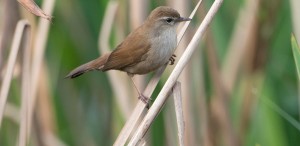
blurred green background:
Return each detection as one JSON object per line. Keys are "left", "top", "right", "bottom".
{"left": 0, "top": 0, "right": 300, "bottom": 145}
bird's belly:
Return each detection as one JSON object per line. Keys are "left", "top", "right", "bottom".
{"left": 126, "top": 41, "right": 176, "bottom": 74}
{"left": 130, "top": 55, "right": 171, "bottom": 74}
{"left": 125, "top": 57, "right": 170, "bottom": 75}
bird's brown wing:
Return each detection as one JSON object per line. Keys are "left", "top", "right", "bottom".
{"left": 102, "top": 30, "right": 151, "bottom": 71}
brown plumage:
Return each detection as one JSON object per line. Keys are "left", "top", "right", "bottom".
{"left": 65, "top": 25, "right": 151, "bottom": 78}
{"left": 65, "top": 53, "right": 110, "bottom": 78}
{"left": 66, "top": 6, "right": 191, "bottom": 103}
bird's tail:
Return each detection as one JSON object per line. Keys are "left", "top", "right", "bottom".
{"left": 65, "top": 53, "right": 110, "bottom": 79}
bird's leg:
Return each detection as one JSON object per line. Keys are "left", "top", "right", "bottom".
{"left": 169, "top": 54, "right": 176, "bottom": 65}
{"left": 128, "top": 74, "right": 151, "bottom": 106}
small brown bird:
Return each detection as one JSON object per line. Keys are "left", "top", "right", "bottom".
{"left": 66, "top": 6, "right": 191, "bottom": 103}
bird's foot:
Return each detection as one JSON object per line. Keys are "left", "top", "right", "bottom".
{"left": 169, "top": 54, "right": 176, "bottom": 65}
{"left": 138, "top": 94, "right": 152, "bottom": 108}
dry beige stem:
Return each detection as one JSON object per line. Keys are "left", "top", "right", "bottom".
{"left": 168, "top": 1, "right": 197, "bottom": 145}
{"left": 163, "top": 106, "right": 178, "bottom": 146}
{"left": 18, "top": 20, "right": 31, "bottom": 146}
{"left": 18, "top": 0, "right": 53, "bottom": 21}
{"left": 0, "top": 19, "right": 31, "bottom": 146}
{"left": 0, "top": 20, "right": 31, "bottom": 129}
{"left": 128, "top": 0, "right": 223, "bottom": 144}
{"left": 113, "top": 66, "right": 166, "bottom": 146}
{"left": 172, "top": 82, "right": 184, "bottom": 146}
{"left": 28, "top": 0, "right": 55, "bottom": 142}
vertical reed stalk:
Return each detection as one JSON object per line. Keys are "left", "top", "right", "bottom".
{"left": 18, "top": 20, "right": 31, "bottom": 146}
{"left": 172, "top": 82, "right": 184, "bottom": 146}
{"left": 167, "top": 0, "right": 197, "bottom": 145}
{"left": 0, "top": 20, "right": 31, "bottom": 129}
{"left": 28, "top": 0, "right": 55, "bottom": 141}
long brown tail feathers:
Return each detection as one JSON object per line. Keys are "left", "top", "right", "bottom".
{"left": 65, "top": 53, "right": 110, "bottom": 79}
{"left": 65, "top": 65, "right": 93, "bottom": 79}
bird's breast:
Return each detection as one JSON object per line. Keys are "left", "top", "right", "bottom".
{"left": 148, "top": 28, "right": 177, "bottom": 64}
{"left": 125, "top": 28, "right": 177, "bottom": 74}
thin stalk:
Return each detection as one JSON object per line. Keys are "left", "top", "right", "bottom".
{"left": 128, "top": 0, "right": 223, "bottom": 145}
{"left": 172, "top": 82, "right": 184, "bottom": 146}
{"left": 28, "top": 0, "right": 55, "bottom": 141}
{"left": 167, "top": 1, "right": 197, "bottom": 145}
{"left": 18, "top": 20, "right": 31, "bottom": 146}
{"left": 0, "top": 20, "right": 30, "bottom": 128}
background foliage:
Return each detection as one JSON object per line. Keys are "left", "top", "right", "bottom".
{"left": 0, "top": 0, "right": 300, "bottom": 145}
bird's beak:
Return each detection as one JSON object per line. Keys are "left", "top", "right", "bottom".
{"left": 176, "top": 17, "right": 192, "bottom": 22}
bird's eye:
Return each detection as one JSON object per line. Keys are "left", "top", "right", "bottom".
{"left": 166, "top": 18, "right": 174, "bottom": 23}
